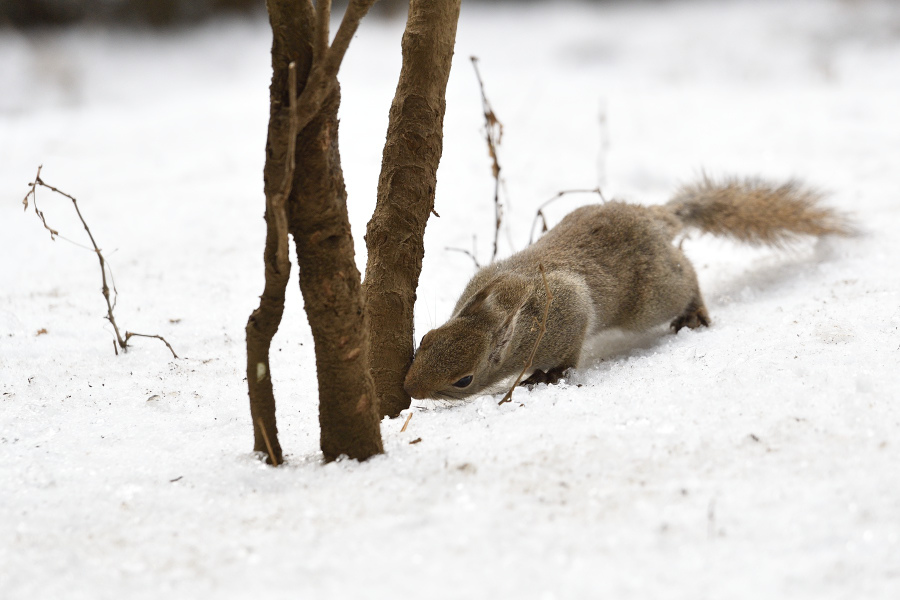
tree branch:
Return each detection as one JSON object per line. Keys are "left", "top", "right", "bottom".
{"left": 293, "top": 0, "right": 376, "bottom": 136}
{"left": 326, "top": 0, "right": 375, "bottom": 75}
{"left": 314, "top": 0, "right": 331, "bottom": 64}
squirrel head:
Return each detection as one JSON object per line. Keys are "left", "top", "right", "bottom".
{"left": 404, "top": 274, "right": 530, "bottom": 400}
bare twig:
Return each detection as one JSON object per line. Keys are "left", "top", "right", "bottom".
{"left": 499, "top": 264, "right": 553, "bottom": 405}
{"left": 125, "top": 332, "right": 179, "bottom": 359}
{"left": 23, "top": 165, "right": 96, "bottom": 251}
{"left": 400, "top": 412, "right": 413, "bottom": 432}
{"left": 470, "top": 56, "right": 504, "bottom": 262}
{"left": 444, "top": 246, "right": 481, "bottom": 269}
{"left": 257, "top": 417, "right": 280, "bottom": 466}
{"left": 445, "top": 234, "right": 481, "bottom": 268}
{"left": 529, "top": 187, "right": 606, "bottom": 245}
{"left": 23, "top": 166, "right": 177, "bottom": 358}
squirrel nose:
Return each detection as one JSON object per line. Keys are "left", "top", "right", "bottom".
{"left": 403, "top": 371, "right": 427, "bottom": 400}
{"left": 403, "top": 381, "right": 422, "bottom": 400}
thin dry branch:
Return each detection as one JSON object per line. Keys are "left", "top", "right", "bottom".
{"left": 529, "top": 187, "right": 606, "bottom": 245}
{"left": 444, "top": 235, "right": 481, "bottom": 268}
{"left": 444, "top": 247, "right": 481, "bottom": 269}
{"left": 23, "top": 166, "right": 177, "bottom": 358}
{"left": 400, "top": 412, "right": 413, "bottom": 433}
{"left": 257, "top": 417, "right": 280, "bottom": 466}
{"left": 124, "top": 332, "right": 179, "bottom": 359}
{"left": 470, "top": 56, "right": 504, "bottom": 262}
{"left": 498, "top": 264, "right": 553, "bottom": 406}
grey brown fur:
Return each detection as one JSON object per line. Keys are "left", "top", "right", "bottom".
{"left": 404, "top": 176, "right": 851, "bottom": 400}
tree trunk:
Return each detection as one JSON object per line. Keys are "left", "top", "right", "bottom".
{"left": 364, "top": 0, "right": 462, "bottom": 418}
{"left": 286, "top": 0, "right": 383, "bottom": 462}
{"left": 288, "top": 79, "right": 384, "bottom": 461}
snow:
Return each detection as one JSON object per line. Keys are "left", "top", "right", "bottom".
{"left": 2, "top": 0, "right": 899, "bottom": 598}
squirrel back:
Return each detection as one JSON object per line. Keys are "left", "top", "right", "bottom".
{"left": 404, "top": 176, "right": 852, "bottom": 400}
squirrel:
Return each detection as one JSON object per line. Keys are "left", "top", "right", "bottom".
{"left": 403, "top": 176, "right": 853, "bottom": 400}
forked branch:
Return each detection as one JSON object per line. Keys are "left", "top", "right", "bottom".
{"left": 293, "top": 0, "right": 377, "bottom": 137}
{"left": 269, "top": 0, "right": 376, "bottom": 267}
{"left": 23, "top": 166, "right": 178, "bottom": 359}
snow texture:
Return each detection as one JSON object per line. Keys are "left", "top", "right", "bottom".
{"left": 1, "top": 1, "right": 899, "bottom": 598}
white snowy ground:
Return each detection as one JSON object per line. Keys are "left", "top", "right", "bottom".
{"left": 1, "top": 0, "right": 899, "bottom": 598}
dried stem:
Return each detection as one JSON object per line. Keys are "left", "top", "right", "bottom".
{"left": 444, "top": 247, "right": 481, "bottom": 269}
{"left": 124, "top": 332, "right": 179, "bottom": 359}
{"left": 445, "top": 235, "right": 480, "bottom": 268}
{"left": 498, "top": 264, "right": 553, "bottom": 405}
{"left": 23, "top": 166, "right": 177, "bottom": 358}
{"left": 257, "top": 417, "right": 280, "bottom": 466}
{"left": 529, "top": 187, "right": 606, "bottom": 245}
{"left": 470, "top": 56, "right": 504, "bottom": 262}
{"left": 400, "top": 412, "right": 413, "bottom": 433}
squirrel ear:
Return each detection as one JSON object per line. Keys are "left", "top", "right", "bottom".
{"left": 488, "top": 301, "right": 526, "bottom": 365}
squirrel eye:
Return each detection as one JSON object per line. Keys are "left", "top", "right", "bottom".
{"left": 451, "top": 375, "right": 473, "bottom": 388}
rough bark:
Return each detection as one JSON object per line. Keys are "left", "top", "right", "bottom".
{"left": 288, "top": 79, "right": 384, "bottom": 461}
{"left": 249, "top": 0, "right": 382, "bottom": 463}
{"left": 363, "top": 0, "right": 462, "bottom": 418}
{"left": 289, "top": 0, "right": 382, "bottom": 462}
{"left": 246, "top": 0, "right": 314, "bottom": 465}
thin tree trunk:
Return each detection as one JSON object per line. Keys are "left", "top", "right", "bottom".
{"left": 285, "top": 0, "right": 383, "bottom": 462}
{"left": 288, "top": 79, "right": 384, "bottom": 461}
{"left": 364, "top": 0, "right": 462, "bottom": 418}
{"left": 246, "top": 0, "right": 314, "bottom": 465}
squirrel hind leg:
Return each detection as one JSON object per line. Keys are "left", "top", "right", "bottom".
{"left": 670, "top": 298, "right": 711, "bottom": 333}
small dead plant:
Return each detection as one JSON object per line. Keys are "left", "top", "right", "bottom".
{"left": 23, "top": 165, "right": 177, "bottom": 359}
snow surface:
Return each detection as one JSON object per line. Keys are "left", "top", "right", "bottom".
{"left": 2, "top": 1, "right": 899, "bottom": 598}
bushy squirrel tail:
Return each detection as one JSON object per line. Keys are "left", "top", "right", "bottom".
{"left": 666, "top": 176, "right": 853, "bottom": 247}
